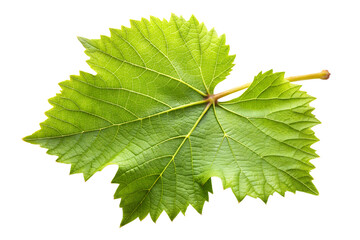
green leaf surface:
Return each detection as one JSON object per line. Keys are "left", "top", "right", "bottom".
{"left": 24, "top": 14, "right": 320, "bottom": 226}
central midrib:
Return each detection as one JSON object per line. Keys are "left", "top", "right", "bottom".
{"left": 25, "top": 99, "right": 209, "bottom": 141}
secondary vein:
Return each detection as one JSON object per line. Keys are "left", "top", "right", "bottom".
{"left": 121, "top": 103, "right": 211, "bottom": 224}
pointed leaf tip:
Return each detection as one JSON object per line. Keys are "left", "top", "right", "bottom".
{"left": 77, "top": 36, "right": 95, "bottom": 50}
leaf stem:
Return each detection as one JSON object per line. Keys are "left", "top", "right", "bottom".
{"left": 207, "top": 70, "right": 330, "bottom": 102}
{"left": 285, "top": 70, "right": 330, "bottom": 82}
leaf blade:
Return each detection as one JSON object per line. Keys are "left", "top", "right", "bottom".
{"left": 24, "top": 15, "right": 320, "bottom": 226}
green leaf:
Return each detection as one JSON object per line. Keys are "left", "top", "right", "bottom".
{"left": 24, "top": 14, "right": 320, "bottom": 227}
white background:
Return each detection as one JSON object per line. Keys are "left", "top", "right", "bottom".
{"left": 1, "top": 0, "right": 359, "bottom": 239}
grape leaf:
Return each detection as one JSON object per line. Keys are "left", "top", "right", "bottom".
{"left": 24, "top": 14, "right": 320, "bottom": 226}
